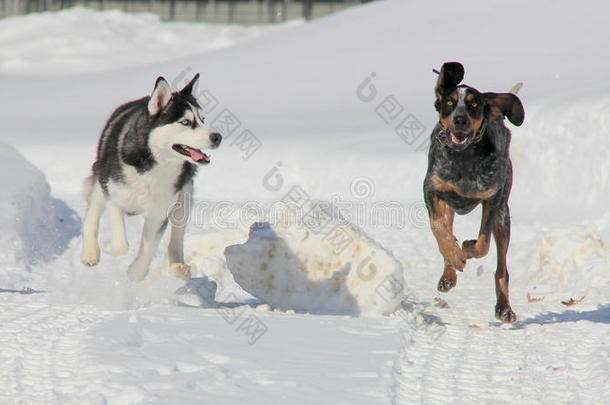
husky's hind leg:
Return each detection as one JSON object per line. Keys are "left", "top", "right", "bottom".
{"left": 81, "top": 179, "right": 106, "bottom": 266}
{"left": 103, "top": 202, "right": 129, "bottom": 256}
{"left": 127, "top": 215, "right": 168, "bottom": 282}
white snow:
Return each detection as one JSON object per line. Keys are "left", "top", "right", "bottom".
{"left": 0, "top": 0, "right": 610, "bottom": 403}
{"left": 0, "top": 7, "right": 298, "bottom": 75}
{"left": 0, "top": 142, "right": 79, "bottom": 288}
{"left": 224, "top": 206, "right": 406, "bottom": 315}
{"left": 527, "top": 225, "right": 609, "bottom": 300}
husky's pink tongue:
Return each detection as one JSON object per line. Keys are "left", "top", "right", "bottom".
{"left": 185, "top": 146, "right": 208, "bottom": 162}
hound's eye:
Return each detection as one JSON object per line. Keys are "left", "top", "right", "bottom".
{"left": 447, "top": 100, "right": 454, "bottom": 106}
{"left": 471, "top": 102, "right": 478, "bottom": 108}
{"left": 179, "top": 119, "right": 192, "bottom": 126}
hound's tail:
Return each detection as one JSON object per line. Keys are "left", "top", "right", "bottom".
{"left": 509, "top": 82, "right": 523, "bottom": 95}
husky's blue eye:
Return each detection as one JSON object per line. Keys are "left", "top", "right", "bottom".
{"left": 180, "top": 119, "right": 192, "bottom": 126}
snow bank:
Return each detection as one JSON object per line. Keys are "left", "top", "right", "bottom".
{"left": 527, "top": 225, "right": 610, "bottom": 299}
{"left": 183, "top": 228, "right": 250, "bottom": 293}
{"left": 0, "top": 142, "right": 80, "bottom": 288}
{"left": 224, "top": 205, "right": 406, "bottom": 315}
{"left": 0, "top": 7, "right": 297, "bottom": 75}
{"left": 512, "top": 97, "right": 610, "bottom": 218}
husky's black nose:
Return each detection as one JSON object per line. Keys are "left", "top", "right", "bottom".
{"left": 210, "top": 132, "right": 222, "bottom": 147}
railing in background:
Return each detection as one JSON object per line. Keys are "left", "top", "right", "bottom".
{"left": 0, "top": 0, "right": 374, "bottom": 25}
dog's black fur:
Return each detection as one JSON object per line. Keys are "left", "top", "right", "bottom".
{"left": 93, "top": 76, "right": 206, "bottom": 195}
{"left": 423, "top": 62, "right": 524, "bottom": 323}
{"left": 80, "top": 74, "right": 222, "bottom": 282}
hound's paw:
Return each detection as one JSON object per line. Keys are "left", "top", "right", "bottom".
{"left": 444, "top": 244, "right": 467, "bottom": 271}
{"left": 495, "top": 305, "right": 516, "bottom": 324}
{"left": 171, "top": 263, "right": 192, "bottom": 280}
{"left": 462, "top": 239, "right": 488, "bottom": 259}
{"left": 437, "top": 276, "right": 456, "bottom": 293}
{"left": 103, "top": 240, "right": 129, "bottom": 256}
{"left": 80, "top": 246, "right": 100, "bottom": 267}
{"left": 462, "top": 240, "right": 478, "bottom": 258}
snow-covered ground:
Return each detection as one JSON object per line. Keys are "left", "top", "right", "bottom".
{"left": 0, "top": 7, "right": 298, "bottom": 75}
{"left": 1, "top": 1, "right": 610, "bottom": 403}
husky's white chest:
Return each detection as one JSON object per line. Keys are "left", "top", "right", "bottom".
{"left": 107, "top": 164, "right": 182, "bottom": 216}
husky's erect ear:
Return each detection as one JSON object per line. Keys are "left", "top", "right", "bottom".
{"left": 179, "top": 73, "right": 200, "bottom": 96}
{"left": 148, "top": 77, "right": 172, "bottom": 115}
{"left": 484, "top": 92, "right": 525, "bottom": 126}
{"left": 434, "top": 62, "right": 464, "bottom": 102}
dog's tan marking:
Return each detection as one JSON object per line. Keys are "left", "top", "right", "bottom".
{"left": 466, "top": 93, "right": 474, "bottom": 102}
{"left": 462, "top": 203, "right": 492, "bottom": 259}
{"left": 440, "top": 115, "right": 451, "bottom": 131}
{"left": 429, "top": 198, "right": 466, "bottom": 271}
{"left": 492, "top": 215, "right": 515, "bottom": 322}
{"left": 496, "top": 274, "right": 509, "bottom": 307}
{"left": 431, "top": 174, "right": 497, "bottom": 200}
{"left": 469, "top": 116, "right": 484, "bottom": 136}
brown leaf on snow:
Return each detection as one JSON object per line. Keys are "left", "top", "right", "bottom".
{"left": 433, "top": 297, "right": 450, "bottom": 309}
{"left": 561, "top": 296, "right": 585, "bottom": 306}
{"left": 527, "top": 293, "right": 544, "bottom": 303}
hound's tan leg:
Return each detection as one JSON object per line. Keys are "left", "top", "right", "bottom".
{"left": 493, "top": 205, "right": 516, "bottom": 323}
{"left": 429, "top": 198, "right": 466, "bottom": 292}
{"left": 462, "top": 201, "right": 495, "bottom": 259}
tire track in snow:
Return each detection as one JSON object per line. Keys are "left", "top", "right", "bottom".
{"left": 0, "top": 295, "right": 109, "bottom": 404}
{"left": 391, "top": 305, "right": 610, "bottom": 405}
{"left": 391, "top": 308, "right": 497, "bottom": 405}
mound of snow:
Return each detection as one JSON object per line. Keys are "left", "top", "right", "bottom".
{"left": 224, "top": 205, "right": 406, "bottom": 315}
{"left": 0, "top": 142, "right": 80, "bottom": 288}
{"left": 183, "top": 228, "right": 250, "bottom": 292}
{"left": 0, "top": 7, "right": 298, "bottom": 75}
{"left": 511, "top": 97, "right": 610, "bottom": 218}
{"left": 527, "top": 226, "right": 610, "bottom": 299}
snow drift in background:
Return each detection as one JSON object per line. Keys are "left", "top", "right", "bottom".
{"left": 0, "top": 7, "right": 297, "bottom": 75}
{"left": 527, "top": 225, "right": 610, "bottom": 299}
{"left": 224, "top": 205, "right": 406, "bottom": 315}
{"left": 512, "top": 97, "right": 610, "bottom": 218}
{"left": 0, "top": 142, "right": 79, "bottom": 288}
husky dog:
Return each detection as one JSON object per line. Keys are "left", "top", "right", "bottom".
{"left": 80, "top": 74, "right": 222, "bottom": 282}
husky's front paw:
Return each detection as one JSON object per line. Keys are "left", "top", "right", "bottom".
{"left": 127, "top": 262, "right": 148, "bottom": 282}
{"left": 171, "top": 263, "right": 192, "bottom": 280}
{"left": 103, "top": 240, "right": 129, "bottom": 256}
{"left": 80, "top": 245, "right": 100, "bottom": 267}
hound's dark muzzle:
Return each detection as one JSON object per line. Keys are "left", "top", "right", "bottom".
{"left": 453, "top": 114, "right": 469, "bottom": 131}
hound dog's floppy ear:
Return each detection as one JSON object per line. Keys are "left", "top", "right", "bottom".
{"left": 179, "top": 73, "right": 200, "bottom": 96}
{"left": 484, "top": 93, "right": 525, "bottom": 126}
{"left": 148, "top": 77, "right": 172, "bottom": 115}
{"left": 434, "top": 62, "right": 464, "bottom": 107}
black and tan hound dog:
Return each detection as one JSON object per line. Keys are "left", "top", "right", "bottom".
{"left": 423, "top": 62, "right": 525, "bottom": 323}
